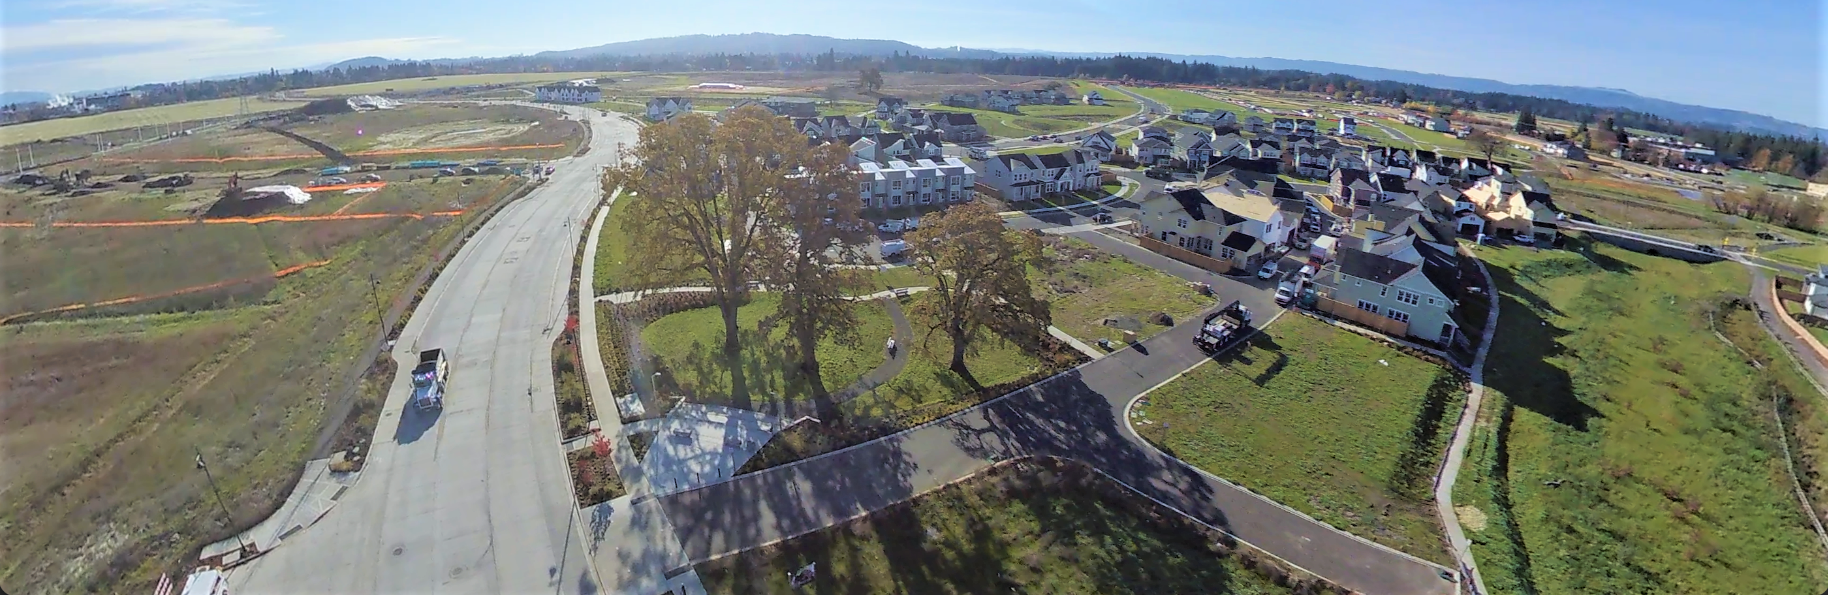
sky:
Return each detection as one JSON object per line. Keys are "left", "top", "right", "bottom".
{"left": 5, "top": 0, "right": 1822, "bottom": 127}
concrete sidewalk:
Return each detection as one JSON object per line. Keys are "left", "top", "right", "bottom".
{"left": 1049, "top": 325, "right": 1104, "bottom": 359}
{"left": 201, "top": 457, "right": 359, "bottom": 566}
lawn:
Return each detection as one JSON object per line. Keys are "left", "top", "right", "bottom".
{"left": 1764, "top": 244, "right": 1828, "bottom": 269}
{"left": 0, "top": 97, "right": 309, "bottom": 145}
{"left": 838, "top": 298, "right": 1044, "bottom": 423}
{"left": 920, "top": 107, "right": 1085, "bottom": 139}
{"left": 592, "top": 194, "right": 710, "bottom": 293}
{"left": 1450, "top": 237, "right": 1828, "bottom": 595}
{"left": 1131, "top": 314, "right": 1462, "bottom": 564}
{"left": 699, "top": 458, "right": 1303, "bottom": 595}
{"left": 640, "top": 293, "right": 895, "bottom": 408}
{"left": 1378, "top": 119, "right": 1469, "bottom": 153}
{"left": 1726, "top": 168, "right": 1809, "bottom": 190}
{"left": 1032, "top": 237, "right": 1211, "bottom": 346}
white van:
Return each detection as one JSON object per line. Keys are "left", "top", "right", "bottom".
{"left": 880, "top": 239, "right": 909, "bottom": 259}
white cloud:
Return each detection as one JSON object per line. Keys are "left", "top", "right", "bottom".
{"left": 3, "top": 16, "right": 458, "bottom": 92}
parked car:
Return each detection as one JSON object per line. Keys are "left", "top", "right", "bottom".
{"left": 880, "top": 239, "right": 908, "bottom": 259}
{"left": 1094, "top": 212, "right": 1115, "bottom": 224}
{"left": 878, "top": 219, "right": 905, "bottom": 233}
{"left": 1513, "top": 234, "right": 1536, "bottom": 245}
{"left": 1292, "top": 235, "right": 1311, "bottom": 250}
{"left": 1256, "top": 260, "right": 1280, "bottom": 280}
{"left": 968, "top": 147, "right": 989, "bottom": 160}
{"left": 1695, "top": 244, "right": 1719, "bottom": 254}
{"left": 1298, "top": 264, "right": 1317, "bottom": 284}
{"left": 1274, "top": 282, "right": 1298, "bottom": 306}
{"left": 902, "top": 216, "right": 920, "bottom": 230}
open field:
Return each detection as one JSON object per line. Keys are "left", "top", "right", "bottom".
{"left": 1726, "top": 168, "right": 1809, "bottom": 190}
{"left": 1764, "top": 244, "right": 1828, "bottom": 269}
{"left": 1, "top": 98, "right": 309, "bottom": 146}
{"left": 1450, "top": 237, "right": 1828, "bottom": 595}
{"left": 1132, "top": 314, "right": 1461, "bottom": 564}
{"left": 1032, "top": 236, "right": 1211, "bottom": 345}
{"left": 297, "top": 72, "right": 623, "bottom": 97}
{"left": 838, "top": 298, "right": 1044, "bottom": 421}
{"left": 0, "top": 175, "right": 521, "bottom": 594}
{"left": 640, "top": 293, "right": 894, "bottom": 409}
{"left": 700, "top": 458, "right": 1301, "bottom": 595}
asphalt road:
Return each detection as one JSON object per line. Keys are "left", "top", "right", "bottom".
{"left": 659, "top": 228, "right": 1455, "bottom": 595}
{"left": 229, "top": 106, "right": 639, "bottom": 594}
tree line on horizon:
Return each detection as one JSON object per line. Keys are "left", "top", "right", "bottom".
{"left": 8, "top": 51, "right": 1823, "bottom": 181}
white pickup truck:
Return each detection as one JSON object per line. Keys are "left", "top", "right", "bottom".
{"left": 411, "top": 349, "right": 448, "bottom": 411}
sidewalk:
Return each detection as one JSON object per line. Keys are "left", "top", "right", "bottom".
{"left": 576, "top": 192, "right": 646, "bottom": 489}
{"left": 1049, "top": 325, "right": 1104, "bottom": 359}
{"left": 1431, "top": 252, "right": 1501, "bottom": 595}
{"left": 200, "top": 458, "right": 359, "bottom": 566}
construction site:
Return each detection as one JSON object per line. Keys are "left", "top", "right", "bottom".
{"left": 0, "top": 93, "right": 588, "bottom": 594}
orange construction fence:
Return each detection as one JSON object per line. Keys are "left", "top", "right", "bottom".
{"left": 0, "top": 259, "right": 332, "bottom": 325}
{"left": 0, "top": 210, "right": 464, "bottom": 229}
{"left": 102, "top": 144, "right": 566, "bottom": 164}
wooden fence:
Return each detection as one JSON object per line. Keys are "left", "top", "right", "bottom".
{"left": 1138, "top": 235, "right": 1233, "bottom": 274}
{"left": 1316, "top": 296, "right": 1409, "bottom": 337}
{"left": 1779, "top": 289, "right": 1809, "bottom": 305}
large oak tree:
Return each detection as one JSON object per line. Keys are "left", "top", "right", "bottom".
{"left": 904, "top": 202, "right": 1049, "bottom": 384}
{"left": 757, "top": 141, "right": 871, "bottom": 404}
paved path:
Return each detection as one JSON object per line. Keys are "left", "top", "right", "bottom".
{"left": 1746, "top": 265, "right": 1828, "bottom": 386}
{"left": 230, "top": 107, "right": 638, "bottom": 595}
{"left": 657, "top": 237, "right": 1456, "bottom": 594}
{"left": 1049, "top": 325, "right": 1104, "bottom": 359}
{"left": 1432, "top": 248, "right": 1502, "bottom": 595}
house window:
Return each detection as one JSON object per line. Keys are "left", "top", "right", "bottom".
{"left": 1385, "top": 309, "right": 1410, "bottom": 324}
{"left": 1356, "top": 300, "right": 1380, "bottom": 314}
{"left": 892, "top": 181, "right": 902, "bottom": 189}
{"left": 1178, "top": 218, "right": 1189, "bottom": 229}
{"left": 1379, "top": 287, "right": 1388, "bottom": 297}
{"left": 1220, "top": 246, "right": 1237, "bottom": 260}
{"left": 1392, "top": 291, "right": 1419, "bottom": 306}
{"left": 860, "top": 183, "right": 870, "bottom": 194}
{"left": 1427, "top": 297, "right": 1436, "bottom": 305}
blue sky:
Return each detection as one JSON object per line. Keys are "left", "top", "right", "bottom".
{"left": 5, "top": 0, "right": 1821, "bottom": 127}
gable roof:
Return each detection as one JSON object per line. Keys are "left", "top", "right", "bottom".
{"left": 1035, "top": 152, "right": 1074, "bottom": 169}
{"left": 1338, "top": 247, "right": 1419, "bottom": 284}
{"left": 1140, "top": 125, "right": 1171, "bottom": 140}
{"left": 1175, "top": 130, "right": 1213, "bottom": 148}
{"left": 1201, "top": 183, "right": 1280, "bottom": 223}
{"left": 1222, "top": 230, "right": 1260, "bottom": 251}
{"left": 1134, "top": 137, "right": 1172, "bottom": 149}
{"left": 1334, "top": 168, "right": 1372, "bottom": 186}
{"left": 1376, "top": 173, "right": 1413, "bottom": 192}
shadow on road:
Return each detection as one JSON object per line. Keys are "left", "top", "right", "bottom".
{"left": 393, "top": 404, "right": 442, "bottom": 444}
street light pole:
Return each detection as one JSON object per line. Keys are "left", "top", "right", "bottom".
{"left": 368, "top": 273, "right": 385, "bottom": 339}
{"left": 195, "top": 448, "right": 249, "bottom": 552}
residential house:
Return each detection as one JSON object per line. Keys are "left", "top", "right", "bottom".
{"left": 983, "top": 91, "right": 1021, "bottom": 113}
{"left": 981, "top": 151, "right": 1097, "bottom": 201}
{"left": 892, "top": 108, "right": 927, "bottom": 130}
{"left": 1272, "top": 117, "right": 1296, "bottom": 135}
{"left": 1803, "top": 266, "right": 1828, "bottom": 319}
{"left": 1136, "top": 182, "right": 1292, "bottom": 269}
{"left": 1412, "top": 150, "right": 1439, "bottom": 168}
{"left": 1139, "top": 125, "right": 1172, "bottom": 143}
{"left": 1462, "top": 178, "right": 1559, "bottom": 241}
{"left": 854, "top": 157, "right": 976, "bottom": 209}
{"left": 1211, "top": 133, "right": 1250, "bottom": 159}
{"left": 930, "top": 112, "right": 986, "bottom": 142}
{"left": 1331, "top": 168, "right": 1380, "bottom": 207}
{"left": 1082, "top": 90, "right": 1106, "bottom": 105}
{"left": 1080, "top": 130, "right": 1118, "bottom": 162}
{"left": 1291, "top": 147, "right": 1333, "bottom": 179}
{"left": 940, "top": 93, "right": 979, "bottom": 108}
{"left": 1339, "top": 116, "right": 1358, "bottom": 136}
{"left": 1174, "top": 130, "right": 1215, "bottom": 170}
{"left": 1329, "top": 149, "right": 1367, "bottom": 174}
{"left": 1248, "top": 138, "right": 1282, "bottom": 161}
{"left": 645, "top": 97, "right": 692, "bottom": 121}
{"left": 1133, "top": 136, "right": 1174, "bottom": 166}
{"left": 1423, "top": 116, "right": 1451, "bottom": 132}
{"left": 1244, "top": 115, "right": 1267, "bottom": 133}
{"left": 1294, "top": 119, "right": 1318, "bottom": 137}
{"left": 1179, "top": 109, "right": 1213, "bottom": 125}
{"left": 1208, "top": 111, "right": 1239, "bottom": 129}
{"left": 1400, "top": 112, "right": 1428, "bottom": 127}
{"left": 1312, "top": 241, "right": 1461, "bottom": 345}
{"left": 1412, "top": 163, "right": 1454, "bottom": 185}
{"left": 760, "top": 96, "right": 819, "bottom": 118}
{"left": 877, "top": 97, "right": 906, "bottom": 117}
{"left": 534, "top": 83, "right": 601, "bottom": 103}
{"left": 1541, "top": 141, "right": 1588, "bottom": 160}
{"left": 1375, "top": 173, "right": 1416, "bottom": 203}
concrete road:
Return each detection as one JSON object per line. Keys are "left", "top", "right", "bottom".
{"left": 660, "top": 229, "right": 1456, "bottom": 595}
{"left": 229, "top": 106, "right": 640, "bottom": 594}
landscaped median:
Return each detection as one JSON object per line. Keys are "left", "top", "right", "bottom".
{"left": 1129, "top": 314, "right": 1465, "bottom": 565}
{"left": 700, "top": 457, "right": 1323, "bottom": 595}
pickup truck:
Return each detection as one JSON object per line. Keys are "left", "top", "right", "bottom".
{"left": 411, "top": 349, "right": 449, "bottom": 411}
{"left": 1194, "top": 301, "right": 1253, "bottom": 353}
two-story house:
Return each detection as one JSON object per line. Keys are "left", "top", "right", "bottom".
{"left": 1272, "top": 117, "right": 1296, "bottom": 135}
{"left": 1248, "top": 138, "right": 1282, "bottom": 161}
{"left": 1294, "top": 119, "right": 1318, "bottom": 137}
{"left": 930, "top": 113, "right": 985, "bottom": 142}
{"left": 1136, "top": 183, "right": 1292, "bottom": 270}
{"left": 760, "top": 96, "right": 819, "bottom": 118}
{"left": 1079, "top": 130, "right": 1118, "bottom": 162}
{"left": 1375, "top": 172, "right": 1417, "bottom": 203}
{"left": 1313, "top": 238, "right": 1461, "bottom": 345}
{"left": 1424, "top": 115, "right": 1451, "bottom": 132}
{"left": 1211, "top": 133, "right": 1250, "bottom": 159}
{"left": 1208, "top": 111, "right": 1239, "bottom": 129}
{"left": 981, "top": 153, "right": 1057, "bottom": 202}
{"left": 1292, "top": 147, "right": 1332, "bottom": 179}
{"left": 1338, "top": 116, "right": 1358, "bottom": 136}
{"left": 534, "top": 83, "right": 601, "bottom": 103}
{"left": 877, "top": 97, "right": 906, "bottom": 118}
{"left": 1133, "top": 136, "right": 1174, "bottom": 166}
{"left": 1244, "top": 115, "right": 1267, "bottom": 133}
{"left": 1179, "top": 109, "right": 1213, "bottom": 125}
{"left": 1082, "top": 90, "right": 1106, "bottom": 105}
{"left": 1461, "top": 178, "right": 1559, "bottom": 241}
{"left": 1331, "top": 168, "right": 1379, "bottom": 207}
{"left": 645, "top": 97, "right": 693, "bottom": 121}
{"left": 854, "top": 156, "right": 976, "bottom": 209}
{"left": 940, "top": 93, "right": 979, "bottom": 109}
{"left": 1174, "top": 130, "right": 1215, "bottom": 170}
{"left": 1541, "top": 141, "right": 1587, "bottom": 160}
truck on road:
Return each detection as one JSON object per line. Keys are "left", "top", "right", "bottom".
{"left": 1194, "top": 300, "right": 1252, "bottom": 353}
{"left": 411, "top": 349, "right": 449, "bottom": 411}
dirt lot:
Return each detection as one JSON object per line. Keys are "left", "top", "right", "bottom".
{"left": 0, "top": 170, "right": 523, "bottom": 593}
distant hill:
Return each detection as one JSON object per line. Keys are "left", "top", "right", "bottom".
{"left": 540, "top": 33, "right": 1821, "bottom": 139}
{"left": 0, "top": 91, "right": 54, "bottom": 106}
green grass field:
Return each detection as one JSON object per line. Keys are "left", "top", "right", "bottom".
{"left": 1, "top": 97, "right": 309, "bottom": 145}
{"left": 1763, "top": 244, "right": 1828, "bottom": 269}
{"left": 1032, "top": 237, "right": 1211, "bottom": 346}
{"left": 1726, "top": 169, "right": 1809, "bottom": 190}
{"left": 1132, "top": 314, "right": 1461, "bottom": 564}
{"left": 592, "top": 194, "right": 710, "bottom": 293}
{"left": 838, "top": 296, "right": 1044, "bottom": 421}
{"left": 641, "top": 293, "right": 894, "bottom": 408}
{"left": 700, "top": 459, "right": 1300, "bottom": 595}
{"left": 298, "top": 72, "right": 623, "bottom": 97}
{"left": 1450, "top": 237, "right": 1828, "bottom": 595}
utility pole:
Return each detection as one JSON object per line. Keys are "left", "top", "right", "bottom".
{"left": 368, "top": 273, "right": 385, "bottom": 339}
{"left": 194, "top": 448, "right": 249, "bottom": 553}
